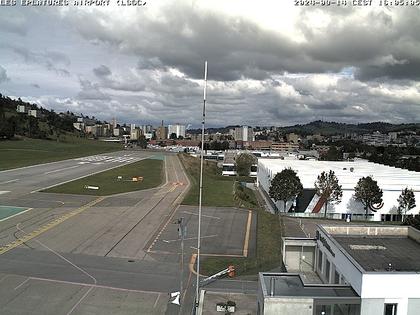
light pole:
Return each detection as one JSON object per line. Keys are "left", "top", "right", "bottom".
{"left": 176, "top": 217, "right": 186, "bottom": 304}
{"left": 195, "top": 60, "right": 207, "bottom": 313}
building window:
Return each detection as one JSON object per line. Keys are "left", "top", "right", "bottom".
{"left": 325, "top": 259, "right": 331, "bottom": 282}
{"left": 318, "top": 250, "right": 323, "bottom": 272}
{"left": 384, "top": 304, "right": 397, "bottom": 315}
{"left": 334, "top": 270, "right": 340, "bottom": 284}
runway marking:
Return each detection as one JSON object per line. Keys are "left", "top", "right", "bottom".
{"left": 146, "top": 205, "right": 181, "bottom": 253}
{"left": 0, "top": 179, "right": 19, "bottom": 184}
{"left": 181, "top": 211, "right": 220, "bottom": 220}
{"left": 0, "top": 191, "right": 10, "bottom": 195}
{"left": 243, "top": 210, "right": 252, "bottom": 257}
{"left": 0, "top": 197, "right": 105, "bottom": 255}
{"left": 162, "top": 234, "right": 218, "bottom": 244}
{"left": 153, "top": 293, "right": 161, "bottom": 308}
{"left": 0, "top": 207, "right": 33, "bottom": 222}
{"left": 0, "top": 275, "right": 9, "bottom": 284}
{"left": 44, "top": 165, "right": 80, "bottom": 175}
{"left": 14, "top": 277, "right": 30, "bottom": 290}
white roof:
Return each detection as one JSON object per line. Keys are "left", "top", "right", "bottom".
{"left": 259, "top": 159, "right": 420, "bottom": 192}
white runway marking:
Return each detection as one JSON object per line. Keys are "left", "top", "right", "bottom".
{"left": 14, "top": 277, "right": 30, "bottom": 290}
{"left": 45, "top": 165, "right": 80, "bottom": 175}
{"left": 0, "top": 208, "right": 33, "bottom": 222}
{"left": 74, "top": 155, "right": 141, "bottom": 164}
{"left": 181, "top": 211, "right": 220, "bottom": 220}
{"left": 0, "top": 179, "right": 19, "bottom": 184}
{"left": 0, "top": 191, "right": 10, "bottom": 195}
{"left": 162, "top": 234, "right": 218, "bottom": 243}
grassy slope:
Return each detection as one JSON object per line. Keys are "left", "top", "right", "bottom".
{"left": 179, "top": 154, "right": 237, "bottom": 207}
{"left": 0, "top": 138, "right": 121, "bottom": 170}
{"left": 43, "top": 159, "right": 163, "bottom": 196}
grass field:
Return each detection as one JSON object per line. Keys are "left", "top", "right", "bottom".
{"left": 0, "top": 138, "right": 122, "bottom": 171}
{"left": 179, "top": 154, "right": 256, "bottom": 207}
{"left": 42, "top": 159, "right": 164, "bottom": 196}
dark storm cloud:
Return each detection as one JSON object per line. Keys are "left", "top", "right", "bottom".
{"left": 1, "top": 3, "right": 419, "bottom": 126}
{"left": 63, "top": 5, "right": 420, "bottom": 83}
{"left": 93, "top": 65, "right": 112, "bottom": 77}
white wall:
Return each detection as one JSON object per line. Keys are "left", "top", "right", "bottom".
{"left": 317, "top": 228, "right": 364, "bottom": 295}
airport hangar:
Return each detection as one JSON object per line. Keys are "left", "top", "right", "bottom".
{"left": 257, "top": 158, "right": 420, "bottom": 222}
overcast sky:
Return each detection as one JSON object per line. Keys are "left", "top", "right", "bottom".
{"left": 0, "top": 1, "right": 420, "bottom": 127}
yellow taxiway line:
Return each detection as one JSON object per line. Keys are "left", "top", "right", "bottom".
{"left": 0, "top": 197, "right": 105, "bottom": 255}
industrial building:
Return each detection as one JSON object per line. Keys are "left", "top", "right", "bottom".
{"left": 260, "top": 224, "right": 420, "bottom": 315}
{"left": 257, "top": 159, "right": 420, "bottom": 221}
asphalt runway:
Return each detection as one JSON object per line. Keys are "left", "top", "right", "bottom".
{"left": 0, "top": 151, "right": 259, "bottom": 314}
{"left": 0, "top": 150, "right": 191, "bottom": 314}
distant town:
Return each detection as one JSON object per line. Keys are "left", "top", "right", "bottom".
{"left": 0, "top": 93, "right": 417, "bottom": 174}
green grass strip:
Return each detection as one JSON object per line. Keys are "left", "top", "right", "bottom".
{"left": 42, "top": 159, "right": 163, "bottom": 196}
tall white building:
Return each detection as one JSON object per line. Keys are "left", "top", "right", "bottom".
{"left": 234, "top": 126, "right": 254, "bottom": 142}
{"left": 167, "top": 124, "right": 186, "bottom": 139}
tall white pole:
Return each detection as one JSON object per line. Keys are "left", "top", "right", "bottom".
{"left": 195, "top": 60, "right": 207, "bottom": 312}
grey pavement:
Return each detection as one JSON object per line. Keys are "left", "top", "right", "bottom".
{"left": 0, "top": 151, "right": 262, "bottom": 314}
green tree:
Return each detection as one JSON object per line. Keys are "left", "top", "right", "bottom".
{"left": 269, "top": 168, "right": 303, "bottom": 213}
{"left": 170, "top": 132, "right": 177, "bottom": 140}
{"left": 398, "top": 188, "right": 416, "bottom": 221}
{"left": 403, "top": 215, "right": 420, "bottom": 230}
{"left": 322, "top": 146, "right": 342, "bottom": 161}
{"left": 235, "top": 153, "right": 256, "bottom": 176}
{"left": 137, "top": 135, "right": 148, "bottom": 149}
{"left": 354, "top": 176, "right": 383, "bottom": 219}
{"left": 314, "top": 170, "right": 343, "bottom": 217}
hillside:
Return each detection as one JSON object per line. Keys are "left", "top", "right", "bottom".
{"left": 188, "top": 121, "right": 420, "bottom": 136}
{"left": 0, "top": 94, "right": 100, "bottom": 140}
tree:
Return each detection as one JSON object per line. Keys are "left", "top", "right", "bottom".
{"left": 170, "top": 132, "right": 177, "bottom": 140}
{"left": 235, "top": 153, "right": 256, "bottom": 176}
{"left": 398, "top": 188, "right": 416, "bottom": 221}
{"left": 137, "top": 135, "right": 148, "bottom": 149}
{"left": 354, "top": 176, "right": 383, "bottom": 219}
{"left": 314, "top": 170, "right": 343, "bottom": 217}
{"left": 403, "top": 215, "right": 420, "bottom": 230}
{"left": 269, "top": 168, "right": 303, "bottom": 213}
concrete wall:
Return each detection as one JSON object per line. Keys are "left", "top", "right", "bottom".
{"left": 407, "top": 298, "right": 420, "bottom": 315}
{"left": 263, "top": 297, "right": 313, "bottom": 315}
{"left": 360, "top": 298, "right": 385, "bottom": 315}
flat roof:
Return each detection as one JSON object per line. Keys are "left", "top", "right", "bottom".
{"left": 260, "top": 273, "right": 359, "bottom": 299}
{"left": 334, "top": 235, "right": 420, "bottom": 272}
{"left": 258, "top": 159, "right": 420, "bottom": 191}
